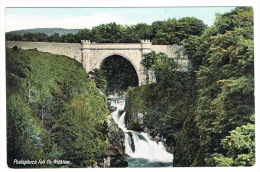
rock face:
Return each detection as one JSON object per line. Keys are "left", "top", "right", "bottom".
{"left": 126, "top": 132, "right": 135, "bottom": 152}
{"left": 90, "top": 115, "right": 128, "bottom": 168}
{"left": 110, "top": 158, "right": 128, "bottom": 167}
{"left": 107, "top": 116, "right": 128, "bottom": 167}
{"left": 92, "top": 156, "right": 110, "bottom": 168}
{"left": 149, "top": 130, "right": 175, "bottom": 154}
{"left": 108, "top": 117, "right": 125, "bottom": 156}
{"left": 124, "top": 99, "right": 144, "bottom": 131}
{"left": 124, "top": 97, "right": 174, "bottom": 155}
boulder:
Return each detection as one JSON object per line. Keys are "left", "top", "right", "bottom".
{"left": 110, "top": 158, "right": 128, "bottom": 167}
{"left": 107, "top": 116, "right": 128, "bottom": 167}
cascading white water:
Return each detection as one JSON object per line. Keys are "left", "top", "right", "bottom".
{"left": 111, "top": 100, "right": 125, "bottom": 124}
{"left": 125, "top": 131, "right": 173, "bottom": 162}
{"left": 110, "top": 98, "right": 173, "bottom": 165}
{"left": 118, "top": 112, "right": 126, "bottom": 129}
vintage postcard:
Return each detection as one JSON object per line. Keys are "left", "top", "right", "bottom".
{"left": 1, "top": 0, "right": 259, "bottom": 171}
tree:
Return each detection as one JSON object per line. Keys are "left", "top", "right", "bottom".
{"left": 6, "top": 48, "right": 110, "bottom": 167}
{"left": 75, "top": 28, "right": 91, "bottom": 42}
{"left": 48, "top": 33, "right": 61, "bottom": 42}
{"left": 177, "top": 17, "right": 207, "bottom": 40}
{"left": 136, "top": 7, "right": 254, "bottom": 167}
{"left": 191, "top": 7, "right": 254, "bottom": 166}
{"left": 205, "top": 114, "right": 255, "bottom": 166}
{"left": 126, "top": 51, "right": 193, "bottom": 152}
{"left": 90, "top": 22, "right": 125, "bottom": 43}
{"left": 89, "top": 68, "right": 107, "bottom": 93}
{"left": 34, "top": 32, "right": 48, "bottom": 42}
{"left": 152, "top": 18, "right": 178, "bottom": 45}
{"left": 152, "top": 18, "right": 206, "bottom": 45}
{"left": 6, "top": 33, "right": 24, "bottom": 41}
{"left": 61, "top": 33, "right": 77, "bottom": 43}
{"left": 151, "top": 21, "right": 164, "bottom": 39}
{"left": 214, "top": 7, "right": 253, "bottom": 35}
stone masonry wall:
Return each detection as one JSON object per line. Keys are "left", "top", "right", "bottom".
{"left": 6, "top": 41, "right": 185, "bottom": 63}
{"left": 151, "top": 45, "right": 183, "bottom": 58}
{"left": 6, "top": 41, "right": 188, "bottom": 84}
{"left": 6, "top": 41, "right": 82, "bottom": 62}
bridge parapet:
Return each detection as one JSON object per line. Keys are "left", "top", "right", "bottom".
{"left": 6, "top": 40, "right": 188, "bottom": 86}
{"left": 81, "top": 40, "right": 152, "bottom": 51}
{"left": 140, "top": 40, "right": 152, "bottom": 53}
{"left": 81, "top": 40, "right": 91, "bottom": 44}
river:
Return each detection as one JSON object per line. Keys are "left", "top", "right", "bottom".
{"left": 109, "top": 98, "right": 173, "bottom": 167}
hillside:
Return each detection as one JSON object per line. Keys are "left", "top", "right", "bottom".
{"left": 7, "top": 28, "right": 81, "bottom": 36}
{"left": 6, "top": 47, "right": 110, "bottom": 168}
{"left": 125, "top": 7, "right": 254, "bottom": 167}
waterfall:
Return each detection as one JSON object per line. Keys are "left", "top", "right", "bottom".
{"left": 118, "top": 112, "right": 126, "bottom": 130}
{"left": 110, "top": 98, "right": 173, "bottom": 164}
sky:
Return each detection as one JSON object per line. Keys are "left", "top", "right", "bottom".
{"left": 5, "top": 7, "right": 235, "bottom": 32}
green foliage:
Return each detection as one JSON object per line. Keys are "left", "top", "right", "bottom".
{"left": 6, "top": 17, "right": 207, "bottom": 45}
{"left": 123, "top": 23, "right": 152, "bottom": 42}
{"left": 6, "top": 7, "right": 254, "bottom": 168}
{"left": 89, "top": 68, "right": 107, "bottom": 93}
{"left": 141, "top": 51, "right": 167, "bottom": 70}
{"left": 152, "top": 17, "right": 206, "bottom": 45}
{"left": 194, "top": 31, "right": 254, "bottom": 167}
{"left": 7, "top": 93, "right": 62, "bottom": 168}
{"left": 177, "top": 7, "right": 254, "bottom": 166}
{"left": 75, "top": 28, "right": 91, "bottom": 41}
{"left": 90, "top": 22, "right": 124, "bottom": 43}
{"left": 61, "top": 33, "right": 77, "bottom": 43}
{"left": 141, "top": 51, "right": 185, "bottom": 84}
{"left": 127, "top": 51, "right": 193, "bottom": 147}
{"left": 7, "top": 28, "right": 80, "bottom": 36}
{"left": 6, "top": 48, "right": 110, "bottom": 168}
{"left": 173, "top": 112, "right": 201, "bottom": 167}
{"left": 205, "top": 114, "right": 255, "bottom": 166}
{"left": 214, "top": 7, "right": 253, "bottom": 35}
{"left": 204, "top": 153, "right": 234, "bottom": 167}
{"left": 126, "top": 7, "right": 254, "bottom": 167}
{"left": 48, "top": 33, "right": 62, "bottom": 42}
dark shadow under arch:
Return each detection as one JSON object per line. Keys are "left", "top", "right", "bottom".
{"left": 100, "top": 54, "right": 139, "bottom": 93}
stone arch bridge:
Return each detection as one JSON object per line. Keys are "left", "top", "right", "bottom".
{"left": 7, "top": 40, "right": 187, "bottom": 85}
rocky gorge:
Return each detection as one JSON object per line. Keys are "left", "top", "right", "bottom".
{"left": 104, "top": 96, "right": 173, "bottom": 167}
{"left": 124, "top": 98, "right": 175, "bottom": 155}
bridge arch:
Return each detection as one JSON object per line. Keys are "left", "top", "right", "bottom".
{"left": 100, "top": 53, "right": 141, "bottom": 86}
{"left": 6, "top": 41, "right": 187, "bottom": 86}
